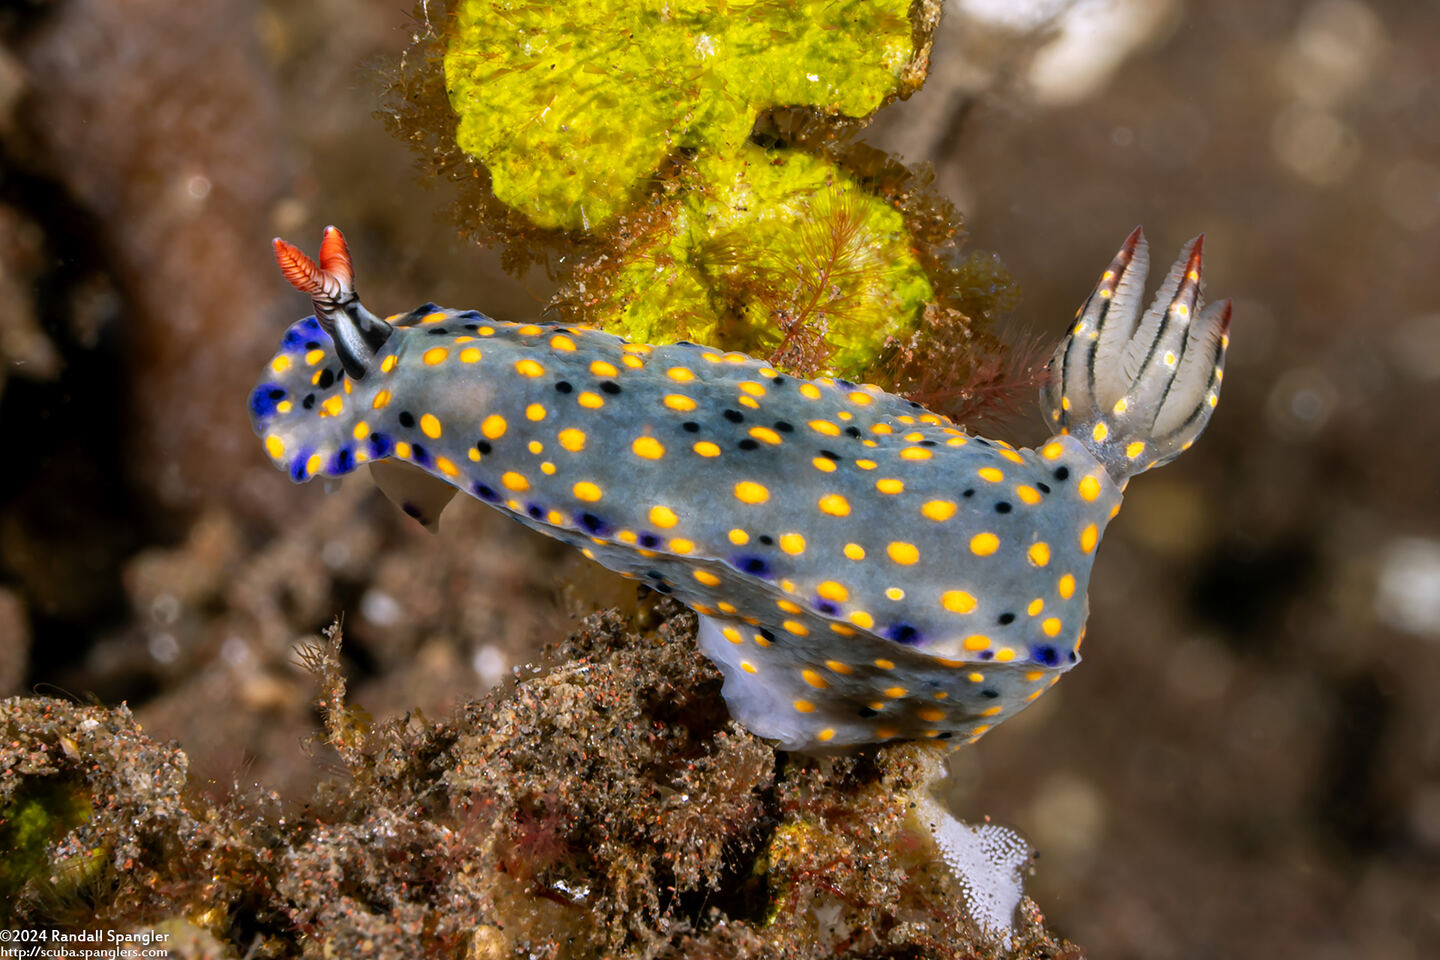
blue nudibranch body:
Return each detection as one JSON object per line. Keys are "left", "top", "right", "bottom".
{"left": 252, "top": 227, "right": 1231, "bottom": 750}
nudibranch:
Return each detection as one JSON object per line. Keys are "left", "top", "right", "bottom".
{"left": 251, "top": 226, "right": 1230, "bottom": 750}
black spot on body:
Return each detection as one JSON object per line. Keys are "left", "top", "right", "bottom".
{"left": 268, "top": 387, "right": 284, "bottom": 400}
{"left": 816, "top": 600, "right": 838, "bottom": 615}
{"left": 858, "top": 706, "right": 879, "bottom": 718}
{"left": 398, "top": 411, "right": 416, "bottom": 429}
{"left": 639, "top": 533, "right": 661, "bottom": 548}
{"left": 998, "top": 612, "right": 1016, "bottom": 625}
{"left": 304, "top": 340, "right": 322, "bottom": 350}
{"left": 758, "top": 628, "right": 776, "bottom": 643}
{"left": 962, "top": 488, "right": 974, "bottom": 498}
{"left": 819, "top": 449, "right": 840, "bottom": 460}
{"left": 427, "top": 327, "right": 448, "bottom": 335}
{"left": 886, "top": 623, "right": 920, "bottom": 645}
{"left": 368, "top": 433, "right": 394, "bottom": 458}
{"left": 738, "top": 439, "right": 759, "bottom": 451}
{"left": 1033, "top": 645, "right": 1059, "bottom": 666}
{"left": 302, "top": 394, "right": 316, "bottom": 409}
{"left": 774, "top": 421, "right": 794, "bottom": 432}
{"left": 1037, "top": 482, "right": 1051, "bottom": 494}
{"left": 681, "top": 422, "right": 700, "bottom": 433}
{"left": 995, "top": 501, "right": 1012, "bottom": 514}
{"left": 599, "top": 381, "right": 621, "bottom": 395}
{"left": 723, "top": 409, "right": 744, "bottom": 423}
{"left": 330, "top": 447, "right": 354, "bottom": 474}
{"left": 410, "top": 444, "right": 431, "bottom": 466}
{"left": 578, "top": 512, "right": 608, "bottom": 534}
{"left": 654, "top": 583, "right": 673, "bottom": 595}
{"left": 734, "top": 555, "right": 771, "bottom": 576}
{"left": 476, "top": 440, "right": 492, "bottom": 455}
{"left": 474, "top": 483, "right": 499, "bottom": 502}
{"left": 527, "top": 504, "right": 544, "bottom": 519}
{"left": 555, "top": 381, "right": 574, "bottom": 393}
{"left": 317, "top": 369, "right": 336, "bottom": 389}
{"left": 770, "top": 375, "right": 786, "bottom": 385}
{"left": 981, "top": 689, "right": 999, "bottom": 699}
{"left": 757, "top": 535, "right": 774, "bottom": 546}
{"left": 844, "top": 426, "right": 862, "bottom": 438}
{"left": 1054, "top": 466, "right": 1070, "bottom": 481}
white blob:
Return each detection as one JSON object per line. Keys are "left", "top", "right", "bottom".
{"left": 1376, "top": 538, "right": 1440, "bottom": 639}
{"left": 472, "top": 644, "right": 509, "bottom": 687}
{"left": 916, "top": 793, "right": 1032, "bottom": 945}
{"left": 360, "top": 589, "right": 403, "bottom": 627}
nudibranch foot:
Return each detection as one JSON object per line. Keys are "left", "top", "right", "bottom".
{"left": 1043, "top": 227, "right": 1232, "bottom": 485}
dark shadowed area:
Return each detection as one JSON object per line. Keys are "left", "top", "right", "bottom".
{"left": 0, "top": 0, "right": 1436, "bottom": 957}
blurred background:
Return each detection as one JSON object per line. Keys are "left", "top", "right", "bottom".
{"left": 1, "top": 0, "right": 1436, "bottom": 956}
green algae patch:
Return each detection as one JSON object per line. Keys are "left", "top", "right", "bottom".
{"left": 574, "top": 142, "right": 935, "bottom": 377}
{"left": 0, "top": 778, "right": 94, "bottom": 912}
{"left": 443, "top": 0, "right": 922, "bottom": 230}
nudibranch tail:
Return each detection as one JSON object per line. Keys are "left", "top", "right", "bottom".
{"left": 272, "top": 226, "right": 392, "bottom": 380}
{"left": 1043, "top": 229, "right": 1232, "bottom": 483}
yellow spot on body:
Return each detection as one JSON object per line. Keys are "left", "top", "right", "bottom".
{"left": 901, "top": 447, "right": 932, "bottom": 461}
{"left": 783, "top": 620, "right": 809, "bottom": 637}
{"left": 942, "top": 591, "right": 977, "bottom": 614}
{"left": 670, "top": 538, "right": 694, "bottom": 554}
{"left": 856, "top": 458, "right": 877, "bottom": 469}
{"left": 723, "top": 626, "right": 743, "bottom": 644}
{"left": 550, "top": 334, "right": 576, "bottom": 352}
{"left": 694, "top": 441, "right": 721, "bottom": 457}
{"left": 1079, "top": 475, "right": 1102, "bottom": 501}
{"left": 1059, "top": 573, "right": 1076, "bottom": 598}
{"left": 270, "top": 355, "right": 291, "bottom": 374}
{"left": 921, "top": 500, "right": 956, "bottom": 522}
{"left": 818, "top": 493, "right": 850, "bottom": 516}
{"left": 812, "top": 457, "right": 837, "bottom": 473}
{"left": 825, "top": 660, "right": 854, "bottom": 676}
{"left": 276, "top": 401, "right": 293, "bottom": 413}
{"left": 632, "top": 436, "right": 665, "bottom": 460}
{"left": 870, "top": 423, "right": 893, "bottom": 435}
{"left": 742, "top": 661, "right": 757, "bottom": 674}
{"left": 1092, "top": 421, "right": 1109, "bottom": 443}
{"left": 793, "top": 699, "right": 815, "bottom": 713}
{"left": 851, "top": 610, "right": 875, "bottom": 629}
{"left": 1043, "top": 617, "right": 1062, "bottom": 637}
{"left": 1080, "top": 523, "right": 1098, "bottom": 553}
{"left": 459, "top": 348, "right": 481, "bottom": 363}
{"left": 887, "top": 542, "right": 919, "bottom": 565}
{"left": 802, "top": 669, "right": 827, "bottom": 689}
{"left": 808, "top": 419, "right": 840, "bottom": 436}
{"left": 718, "top": 601, "right": 737, "bottom": 614}
{"left": 1042, "top": 441, "right": 1065, "bottom": 460}
{"left": 726, "top": 528, "right": 749, "bottom": 546}
{"left": 1000, "top": 450, "right": 1025, "bottom": 465}
{"left": 573, "top": 481, "right": 602, "bottom": 502}
{"left": 413, "top": 413, "right": 440, "bottom": 439}
{"left": 1026, "top": 670, "right": 1046, "bottom": 682}
{"left": 395, "top": 441, "right": 412, "bottom": 459}
{"left": 577, "top": 392, "right": 604, "bottom": 409}
{"left": 621, "top": 354, "right": 644, "bottom": 368}
{"left": 874, "top": 658, "right": 895, "bottom": 670}
{"left": 352, "top": 422, "right": 371, "bottom": 441}
{"left": 264, "top": 435, "right": 284, "bottom": 458}
{"left": 885, "top": 587, "right": 904, "bottom": 601}
{"left": 876, "top": 478, "right": 904, "bottom": 494}
{"left": 1126, "top": 441, "right": 1146, "bottom": 459}
{"left": 622, "top": 343, "right": 652, "bottom": 354}
{"left": 589, "top": 360, "right": 618, "bottom": 377}
{"left": 648, "top": 505, "right": 679, "bottom": 529}
{"left": 749, "top": 426, "right": 781, "bottom": 445}
{"left": 830, "top": 623, "right": 856, "bottom": 636}
{"left": 501, "top": 471, "right": 528, "bottom": 491}
{"left": 468, "top": 449, "right": 481, "bottom": 462}
{"left": 694, "top": 569, "right": 721, "bottom": 587}
{"left": 919, "top": 707, "right": 946, "bottom": 723}
{"left": 664, "top": 394, "right": 696, "bottom": 412}
{"left": 304, "top": 349, "right": 324, "bottom": 366}
{"left": 844, "top": 543, "right": 865, "bottom": 561}
{"left": 734, "top": 481, "right": 769, "bottom": 504}
{"left": 482, "top": 414, "right": 507, "bottom": 439}
{"left": 739, "top": 381, "right": 766, "bottom": 397}
{"left": 817, "top": 728, "right": 836, "bottom": 742}
{"left": 817, "top": 581, "right": 849, "bottom": 603}
{"left": 702, "top": 352, "right": 723, "bottom": 364}
{"left": 515, "top": 359, "right": 544, "bottom": 378}
{"left": 981, "top": 705, "right": 1004, "bottom": 717}
{"left": 883, "top": 686, "right": 906, "bottom": 699}
{"left": 977, "top": 467, "right": 1004, "bottom": 483}
{"left": 754, "top": 634, "right": 772, "bottom": 647}
{"left": 423, "top": 347, "right": 448, "bottom": 366}
{"left": 874, "top": 726, "right": 900, "bottom": 739}
{"left": 1028, "top": 598, "right": 1044, "bottom": 616}
{"left": 963, "top": 635, "right": 991, "bottom": 652}
{"left": 799, "top": 383, "right": 822, "bottom": 400}
{"left": 1113, "top": 397, "right": 1128, "bottom": 414}
{"left": 737, "top": 396, "right": 759, "bottom": 409}
{"left": 420, "top": 311, "right": 446, "bottom": 324}
{"left": 515, "top": 324, "right": 541, "bottom": 335}
{"left": 320, "top": 395, "right": 343, "bottom": 417}
{"left": 555, "top": 429, "right": 587, "bottom": 453}
{"left": 970, "top": 532, "right": 1000, "bottom": 556}
{"left": 436, "top": 456, "right": 459, "bottom": 477}
{"left": 666, "top": 367, "right": 694, "bottom": 382}
{"left": 995, "top": 649, "right": 1017, "bottom": 663}
{"left": 779, "top": 533, "right": 806, "bottom": 555}
{"left": 1028, "top": 542, "right": 1051, "bottom": 567}
{"left": 848, "top": 391, "right": 872, "bottom": 405}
